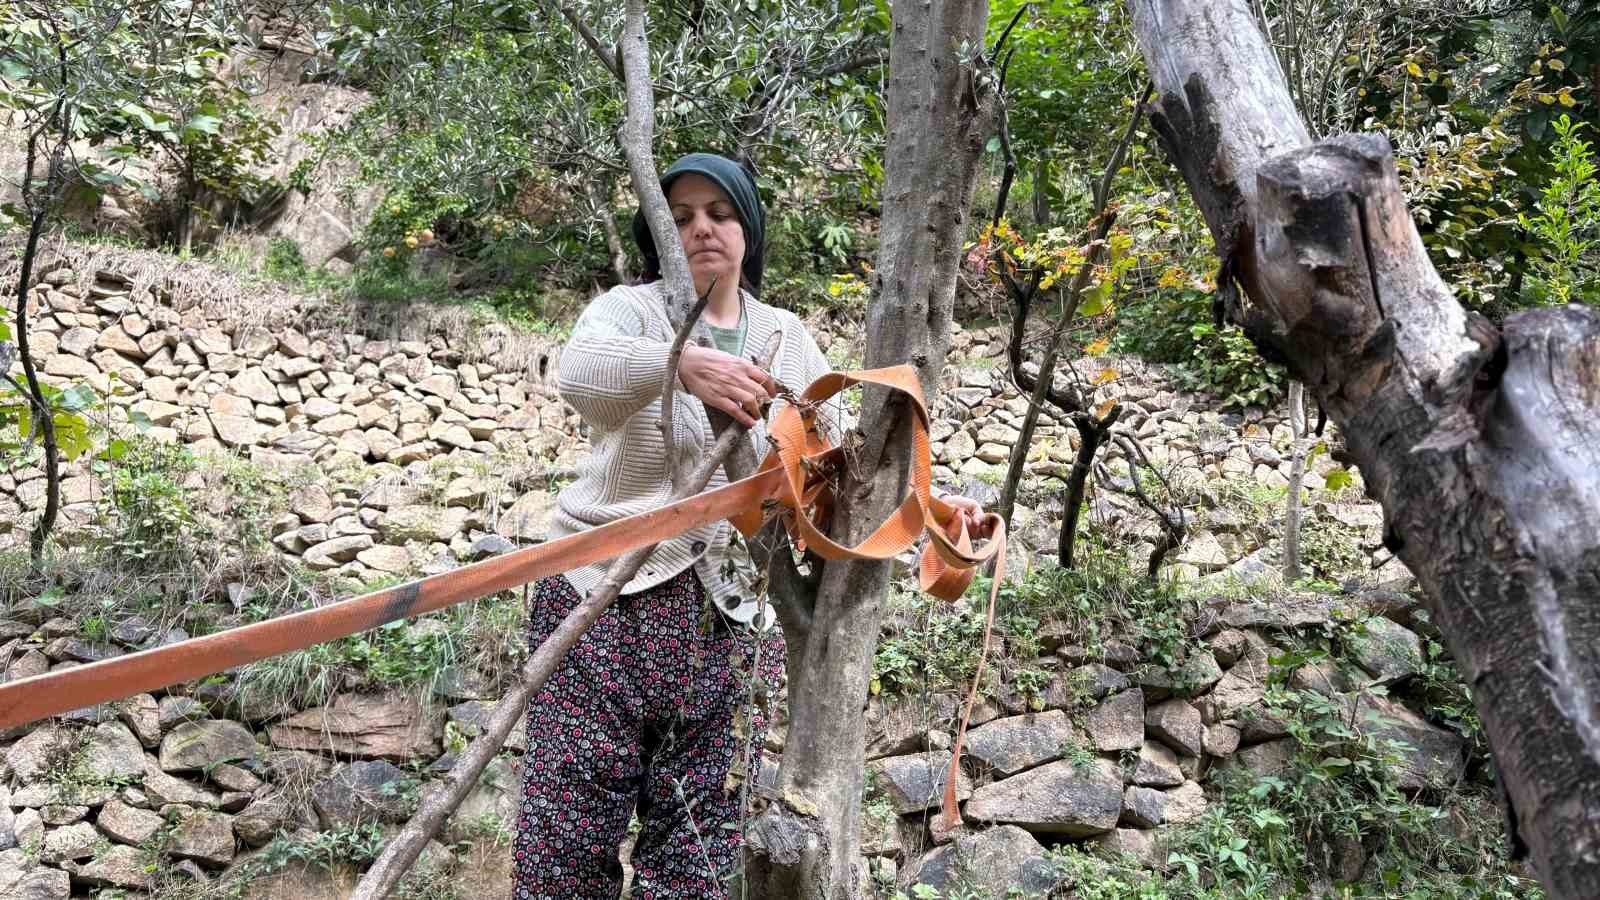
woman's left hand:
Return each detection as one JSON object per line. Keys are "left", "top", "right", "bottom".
{"left": 940, "top": 493, "right": 993, "bottom": 541}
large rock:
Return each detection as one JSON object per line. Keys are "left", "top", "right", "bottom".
{"left": 311, "top": 760, "right": 414, "bottom": 829}
{"left": 302, "top": 535, "right": 375, "bottom": 569}
{"left": 446, "top": 702, "right": 527, "bottom": 754}
{"left": 1146, "top": 699, "right": 1204, "bottom": 757}
{"left": 159, "top": 720, "right": 260, "bottom": 772}
{"left": 1046, "top": 663, "right": 1129, "bottom": 708}
{"left": 495, "top": 491, "right": 555, "bottom": 542}
{"left": 267, "top": 693, "right": 442, "bottom": 760}
{"left": 1131, "top": 652, "right": 1223, "bottom": 700}
{"left": 1359, "top": 696, "right": 1466, "bottom": 790}
{"left": 233, "top": 792, "right": 297, "bottom": 848}
{"left": 1224, "top": 738, "right": 1297, "bottom": 779}
{"left": 0, "top": 848, "right": 70, "bottom": 899}
{"left": 447, "top": 755, "right": 521, "bottom": 843}
{"left": 95, "top": 798, "right": 165, "bottom": 846}
{"left": 871, "top": 751, "right": 972, "bottom": 815}
{"left": 962, "top": 711, "right": 1075, "bottom": 778}
{"left": 963, "top": 759, "right": 1123, "bottom": 836}
{"left": 381, "top": 505, "right": 468, "bottom": 543}
{"left": 1200, "top": 668, "right": 1267, "bottom": 723}
{"left": 7, "top": 726, "right": 68, "bottom": 784}
{"left": 115, "top": 694, "right": 162, "bottom": 749}
{"left": 39, "top": 823, "right": 97, "bottom": 863}
{"left": 1349, "top": 617, "right": 1424, "bottom": 683}
{"left": 141, "top": 754, "right": 221, "bottom": 808}
{"left": 70, "top": 717, "right": 142, "bottom": 781}
{"left": 167, "top": 808, "right": 236, "bottom": 866}
{"left": 63, "top": 844, "right": 150, "bottom": 890}
{"left": 247, "top": 64, "right": 379, "bottom": 268}
{"left": 210, "top": 412, "right": 269, "bottom": 447}
{"left": 1132, "top": 740, "right": 1185, "bottom": 788}
{"left": 1121, "top": 785, "right": 1168, "bottom": 828}
{"left": 906, "top": 825, "right": 1059, "bottom": 896}
{"left": 1163, "top": 780, "right": 1209, "bottom": 824}
{"left": 1085, "top": 688, "right": 1144, "bottom": 752}
{"left": 1220, "top": 595, "right": 1341, "bottom": 631}
{"left": 1092, "top": 827, "right": 1168, "bottom": 867}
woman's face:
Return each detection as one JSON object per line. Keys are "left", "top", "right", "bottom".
{"left": 669, "top": 174, "right": 745, "bottom": 296}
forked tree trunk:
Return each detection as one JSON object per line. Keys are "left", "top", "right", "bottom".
{"left": 739, "top": 2, "right": 996, "bottom": 897}
{"left": 1127, "top": 2, "right": 1600, "bottom": 895}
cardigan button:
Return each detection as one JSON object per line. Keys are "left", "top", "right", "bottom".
{"left": 690, "top": 540, "right": 707, "bottom": 555}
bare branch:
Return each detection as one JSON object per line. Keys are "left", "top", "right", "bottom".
{"left": 661, "top": 286, "right": 712, "bottom": 492}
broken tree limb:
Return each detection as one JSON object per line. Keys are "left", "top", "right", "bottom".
{"left": 1128, "top": 1, "right": 1600, "bottom": 894}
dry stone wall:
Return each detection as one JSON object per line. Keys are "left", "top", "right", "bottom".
{"left": 2, "top": 260, "right": 575, "bottom": 578}
{"left": 0, "top": 254, "right": 1446, "bottom": 897}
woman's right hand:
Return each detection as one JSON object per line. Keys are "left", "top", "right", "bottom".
{"left": 678, "top": 345, "right": 778, "bottom": 427}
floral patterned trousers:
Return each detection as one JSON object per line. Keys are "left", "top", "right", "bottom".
{"left": 512, "top": 569, "right": 783, "bottom": 900}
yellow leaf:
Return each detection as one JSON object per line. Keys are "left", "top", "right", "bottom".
{"left": 1405, "top": 62, "right": 1422, "bottom": 77}
{"left": 1093, "top": 368, "right": 1119, "bottom": 385}
{"left": 1537, "top": 93, "right": 1556, "bottom": 105}
{"left": 1085, "top": 336, "right": 1111, "bottom": 356}
{"left": 1548, "top": 58, "right": 1566, "bottom": 71}
{"left": 1559, "top": 90, "right": 1577, "bottom": 108}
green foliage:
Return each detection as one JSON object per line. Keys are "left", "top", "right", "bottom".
{"left": 235, "top": 612, "right": 467, "bottom": 712}
{"left": 1112, "top": 280, "right": 1287, "bottom": 411}
{"left": 982, "top": 0, "right": 1141, "bottom": 227}
{"left": 1296, "top": 510, "right": 1367, "bottom": 583}
{"left": 253, "top": 822, "right": 389, "bottom": 872}
{"left": 263, "top": 237, "right": 308, "bottom": 282}
{"left": 0, "top": 375, "right": 99, "bottom": 462}
{"left": 97, "top": 433, "right": 203, "bottom": 569}
{"left": 1519, "top": 114, "right": 1600, "bottom": 304}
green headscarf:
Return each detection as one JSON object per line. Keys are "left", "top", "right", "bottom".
{"left": 631, "top": 153, "right": 766, "bottom": 294}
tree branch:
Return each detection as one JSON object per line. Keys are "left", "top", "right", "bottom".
{"left": 996, "top": 85, "right": 1147, "bottom": 526}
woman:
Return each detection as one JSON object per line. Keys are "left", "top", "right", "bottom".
{"left": 513, "top": 153, "right": 983, "bottom": 899}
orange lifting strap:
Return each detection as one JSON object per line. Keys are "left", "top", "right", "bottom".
{"left": 0, "top": 364, "right": 1005, "bottom": 830}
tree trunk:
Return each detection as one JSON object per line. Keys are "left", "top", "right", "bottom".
{"left": 740, "top": 2, "right": 996, "bottom": 896}
{"left": 1058, "top": 407, "right": 1119, "bottom": 568}
{"left": 1282, "top": 380, "right": 1306, "bottom": 582}
{"left": 585, "top": 174, "right": 630, "bottom": 283}
{"left": 15, "top": 136, "right": 63, "bottom": 569}
{"left": 1128, "top": 2, "right": 1600, "bottom": 895}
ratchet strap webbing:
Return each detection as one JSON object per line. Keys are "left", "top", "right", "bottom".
{"left": 0, "top": 364, "right": 1005, "bottom": 829}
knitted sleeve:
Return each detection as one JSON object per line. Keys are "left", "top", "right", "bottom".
{"left": 556, "top": 286, "right": 674, "bottom": 431}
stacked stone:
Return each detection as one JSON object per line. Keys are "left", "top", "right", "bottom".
{"left": 2, "top": 269, "right": 576, "bottom": 581}
{"left": 854, "top": 591, "right": 1462, "bottom": 895}
{"left": 0, "top": 604, "right": 520, "bottom": 897}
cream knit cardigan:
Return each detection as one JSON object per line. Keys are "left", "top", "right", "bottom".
{"left": 550, "top": 281, "right": 836, "bottom": 625}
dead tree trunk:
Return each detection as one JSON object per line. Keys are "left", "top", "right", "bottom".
{"left": 1128, "top": 2, "right": 1600, "bottom": 894}
{"left": 739, "top": 2, "right": 996, "bottom": 897}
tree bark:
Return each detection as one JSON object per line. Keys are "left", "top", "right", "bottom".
{"left": 740, "top": 2, "right": 996, "bottom": 897}
{"left": 1282, "top": 380, "right": 1306, "bottom": 582}
{"left": 585, "top": 173, "right": 630, "bottom": 284}
{"left": 1128, "top": 2, "right": 1600, "bottom": 894}
{"left": 15, "top": 134, "right": 64, "bottom": 570}
{"left": 1057, "top": 406, "right": 1120, "bottom": 568}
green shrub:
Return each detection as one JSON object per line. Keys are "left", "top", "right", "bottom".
{"left": 1518, "top": 114, "right": 1600, "bottom": 306}
{"left": 99, "top": 434, "right": 203, "bottom": 569}
{"left": 263, "top": 237, "right": 307, "bottom": 282}
{"left": 1115, "top": 286, "right": 1286, "bottom": 411}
